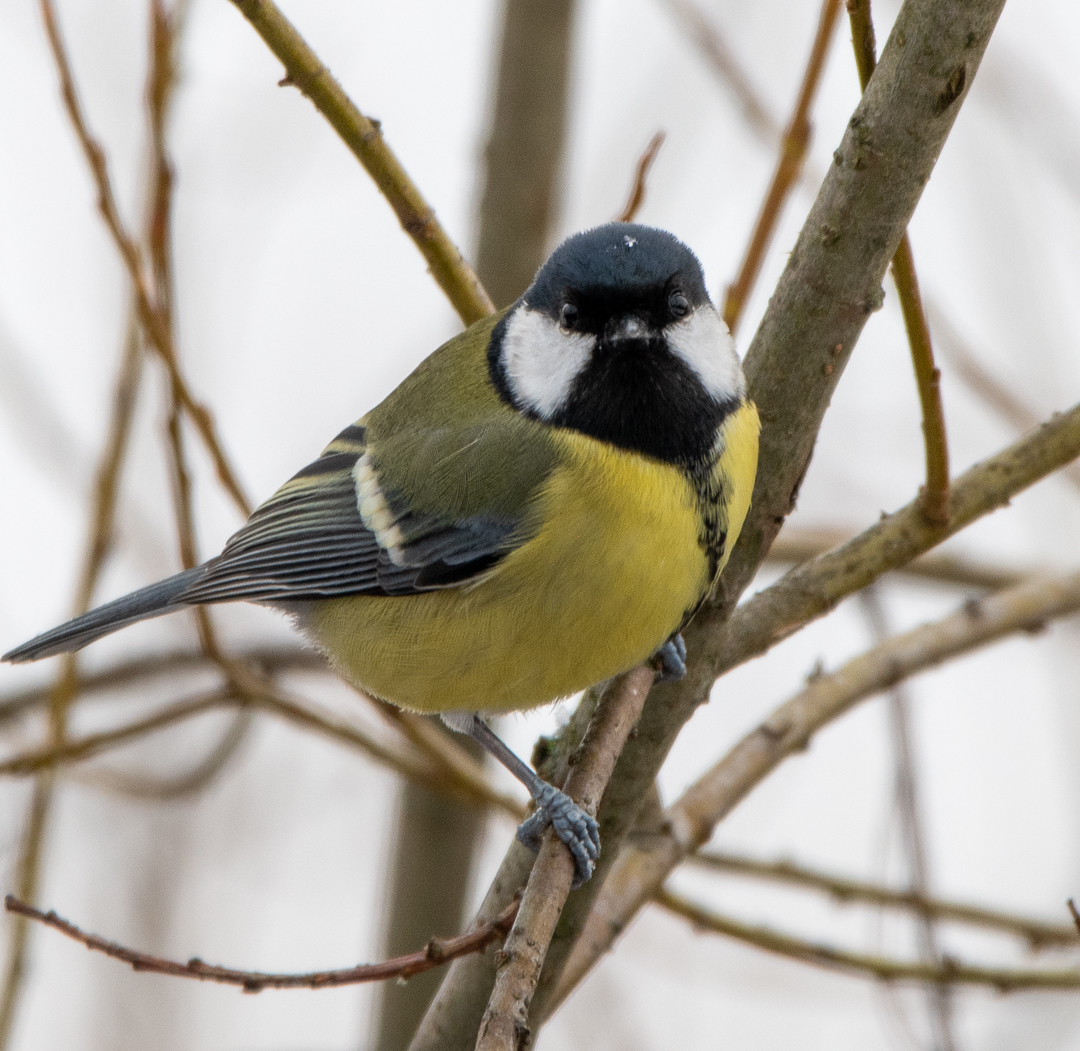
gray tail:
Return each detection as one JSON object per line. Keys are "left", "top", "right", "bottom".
{"left": 2, "top": 567, "right": 206, "bottom": 664}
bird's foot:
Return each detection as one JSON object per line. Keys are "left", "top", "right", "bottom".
{"left": 516, "top": 781, "right": 600, "bottom": 888}
{"left": 651, "top": 632, "right": 687, "bottom": 683}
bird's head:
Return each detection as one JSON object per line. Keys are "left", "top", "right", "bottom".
{"left": 489, "top": 223, "right": 745, "bottom": 465}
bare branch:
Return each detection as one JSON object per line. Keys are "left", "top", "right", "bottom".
{"left": 407, "top": 689, "right": 603, "bottom": 1051}
{"left": 77, "top": 709, "right": 253, "bottom": 801}
{"left": 848, "top": 0, "right": 950, "bottom": 525}
{"left": 690, "top": 851, "right": 1080, "bottom": 949}
{"left": 532, "top": 397, "right": 1080, "bottom": 1024}
{"left": 656, "top": 0, "right": 780, "bottom": 142}
{"left": 0, "top": 691, "right": 233, "bottom": 777}
{"left": 698, "top": 403, "right": 1080, "bottom": 688}
{"left": 656, "top": 890, "right": 1080, "bottom": 991}
{"left": 548, "top": 563, "right": 1080, "bottom": 1010}
{"left": 475, "top": 666, "right": 654, "bottom": 1051}
{"left": 765, "top": 526, "right": 1026, "bottom": 591}
{"left": 0, "top": 645, "right": 323, "bottom": 727}
{"left": 616, "top": 132, "right": 666, "bottom": 223}
{"left": 3, "top": 895, "right": 519, "bottom": 992}
{"left": 39, "top": 0, "right": 251, "bottom": 517}
{"left": 721, "top": 0, "right": 842, "bottom": 334}
{"left": 930, "top": 304, "right": 1080, "bottom": 496}
{"left": 227, "top": 0, "right": 494, "bottom": 325}
{"left": 893, "top": 236, "right": 950, "bottom": 524}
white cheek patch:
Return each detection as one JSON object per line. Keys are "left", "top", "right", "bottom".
{"left": 665, "top": 306, "right": 746, "bottom": 403}
{"left": 500, "top": 307, "right": 595, "bottom": 419}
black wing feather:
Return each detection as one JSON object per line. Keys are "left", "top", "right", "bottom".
{"left": 177, "top": 442, "right": 520, "bottom": 606}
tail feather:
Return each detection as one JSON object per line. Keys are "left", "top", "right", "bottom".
{"left": 2, "top": 567, "right": 206, "bottom": 664}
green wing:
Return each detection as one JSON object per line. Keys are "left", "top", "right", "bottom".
{"left": 180, "top": 313, "right": 558, "bottom": 606}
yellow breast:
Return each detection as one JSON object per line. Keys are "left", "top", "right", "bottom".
{"left": 305, "top": 430, "right": 713, "bottom": 714}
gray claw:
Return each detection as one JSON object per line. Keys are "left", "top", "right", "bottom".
{"left": 516, "top": 781, "right": 600, "bottom": 887}
{"left": 653, "top": 633, "right": 687, "bottom": 683}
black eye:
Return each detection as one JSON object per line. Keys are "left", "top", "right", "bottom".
{"left": 560, "top": 302, "right": 579, "bottom": 329}
{"left": 668, "top": 290, "right": 690, "bottom": 318}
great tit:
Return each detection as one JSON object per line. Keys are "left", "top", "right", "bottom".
{"left": 4, "top": 222, "right": 760, "bottom": 884}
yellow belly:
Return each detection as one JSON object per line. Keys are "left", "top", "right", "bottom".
{"left": 304, "top": 432, "right": 711, "bottom": 714}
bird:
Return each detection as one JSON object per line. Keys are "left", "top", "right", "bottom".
{"left": 3, "top": 222, "right": 760, "bottom": 885}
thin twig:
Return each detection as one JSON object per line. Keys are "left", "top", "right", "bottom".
{"left": 248, "top": 683, "right": 524, "bottom": 816}
{"left": 0, "top": 645, "right": 323, "bottom": 726}
{"left": 40, "top": 0, "right": 251, "bottom": 517}
{"left": 656, "top": 890, "right": 1080, "bottom": 991}
{"left": 227, "top": 0, "right": 493, "bottom": 325}
{"left": 3, "top": 895, "right": 519, "bottom": 993}
{"left": 77, "top": 709, "right": 253, "bottom": 801}
{"left": 373, "top": 702, "right": 525, "bottom": 818}
{"left": 0, "top": 655, "right": 524, "bottom": 816}
{"left": 848, "top": 0, "right": 950, "bottom": 525}
{"left": 864, "top": 586, "right": 957, "bottom": 1049}
{"left": 0, "top": 691, "right": 234, "bottom": 777}
{"left": 929, "top": 304, "right": 1080, "bottom": 495}
{"left": 690, "top": 851, "right": 1080, "bottom": 949}
{"left": 765, "top": 526, "right": 1026, "bottom": 590}
{"left": 616, "top": 132, "right": 666, "bottom": 223}
{"left": 1, "top": 8, "right": 174, "bottom": 1040}
{"left": 657, "top": 0, "right": 780, "bottom": 142}
{"left": 1067, "top": 900, "right": 1080, "bottom": 937}
{"left": 0, "top": 681, "right": 522, "bottom": 817}
{"left": 701, "top": 402, "right": 1080, "bottom": 707}
{"left": 475, "top": 666, "right": 655, "bottom": 1051}
{"left": 893, "top": 237, "right": 950, "bottom": 524}
{"left": 721, "top": 0, "right": 842, "bottom": 334}
{"left": 548, "top": 563, "right": 1080, "bottom": 1010}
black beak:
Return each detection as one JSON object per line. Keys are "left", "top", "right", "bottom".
{"left": 605, "top": 314, "right": 657, "bottom": 347}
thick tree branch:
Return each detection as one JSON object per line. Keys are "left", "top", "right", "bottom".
{"left": 548, "top": 563, "right": 1080, "bottom": 1010}
{"left": 407, "top": 691, "right": 602, "bottom": 1051}
{"left": 3, "top": 895, "right": 519, "bottom": 992}
{"left": 529, "top": 0, "right": 1010, "bottom": 1024}
{"left": 656, "top": 890, "right": 1080, "bottom": 991}
{"left": 227, "top": 0, "right": 493, "bottom": 325}
{"left": 689, "top": 851, "right": 1080, "bottom": 949}
{"left": 474, "top": 667, "right": 654, "bottom": 1051}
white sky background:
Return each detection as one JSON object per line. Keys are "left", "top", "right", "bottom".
{"left": 1, "top": 0, "right": 1080, "bottom": 1048}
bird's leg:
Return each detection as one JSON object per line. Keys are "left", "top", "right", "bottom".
{"left": 446, "top": 713, "right": 599, "bottom": 887}
{"left": 651, "top": 631, "right": 687, "bottom": 683}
